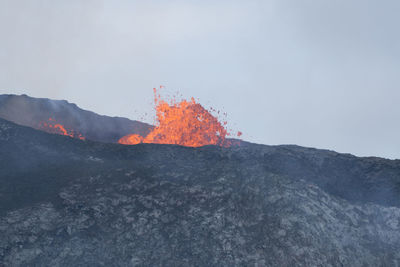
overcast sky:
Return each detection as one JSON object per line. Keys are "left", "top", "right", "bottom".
{"left": 0, "top": 0, "right": 399, "bottom": 159}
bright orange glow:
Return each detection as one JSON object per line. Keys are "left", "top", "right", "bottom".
{"left": 119, "top": 87, "right": 241, "bottom": 147}
{"left": 118, "top": 133, "right": 143, "bottom": 145}
{"left": 38, "top": 118, "right": 85, "bottom": 140}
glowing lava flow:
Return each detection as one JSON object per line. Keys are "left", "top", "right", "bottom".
{"left": 118, "top": 88, "right": 241, "bottom": 147}
{"left": 38, "top": 118, "right": 85, "bottom": 140}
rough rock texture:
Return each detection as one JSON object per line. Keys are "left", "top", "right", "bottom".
{"left": 1, "top": 118, "right": 400, "bottom": 266}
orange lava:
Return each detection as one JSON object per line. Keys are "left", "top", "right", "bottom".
{"left": 38, "top": 118, "right": 85, "bottom": 140}
{"left": 119, "top": 87, "right": 241, "bottom": 147}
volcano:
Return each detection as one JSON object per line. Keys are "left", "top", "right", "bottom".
{"left": 0, "top": 93, "right": 242, "bottom": 147}
{"left": 1, "top": 115, "right": 400, "bottom": 266}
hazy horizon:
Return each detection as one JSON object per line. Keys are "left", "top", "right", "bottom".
{"left": 1, "top": 0, "right": 399, "bottom": 159}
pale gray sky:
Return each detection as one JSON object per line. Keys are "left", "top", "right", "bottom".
{"left": 0, "top": 0, "right": 399, "bottom": 159}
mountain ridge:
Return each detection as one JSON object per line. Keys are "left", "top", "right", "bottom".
{"left": 0, "top": 94, "right": 153, "bottom": 143}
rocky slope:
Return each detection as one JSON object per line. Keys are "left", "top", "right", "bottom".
{"left": 0, "top": 94, "right": 152, "bottom": 143}
{"left": 1, "top": 118, "right": 400, "bottom": 266}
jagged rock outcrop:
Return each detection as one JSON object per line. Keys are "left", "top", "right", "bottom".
{"left": 0, "top": 118, "right": 400, "bottom": 266}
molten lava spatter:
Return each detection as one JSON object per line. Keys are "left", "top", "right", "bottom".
{"left": 119, "top": 87, "right": 241, "bottom": 147}
{"left": 38, "top": 118, "right": 85, "bottom": 140}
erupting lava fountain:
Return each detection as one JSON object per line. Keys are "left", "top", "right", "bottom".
{"left": 119, "top": 87, "right": 242, "bottom": 147}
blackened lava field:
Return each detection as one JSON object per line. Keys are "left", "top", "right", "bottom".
{"left": 1, "top": 118, "right": 400, "bottom": 266}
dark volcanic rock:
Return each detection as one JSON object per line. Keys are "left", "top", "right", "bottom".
{"left": 0, "top": 94, "right": 152, "bottom": 143}
{"left": 0, "top": 118, "right": 400, "bottom": 266}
